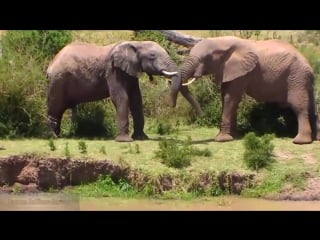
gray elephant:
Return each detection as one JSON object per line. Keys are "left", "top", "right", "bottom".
{"left": 177, "top": 36, "right": 320, "bottom": 144}
{"left": 46, "top": 41, "right": 202, "bottom": 142}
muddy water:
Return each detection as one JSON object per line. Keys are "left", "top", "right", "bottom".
{"left": 1, "top": 193, "right": 320, "bottom": 210}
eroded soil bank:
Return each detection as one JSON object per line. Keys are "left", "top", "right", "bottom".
{"left": 0, "top": 154, "right": 254, "bottom": 195}
{"left": 1, "top": 154, "right": 320, "bottom": 201}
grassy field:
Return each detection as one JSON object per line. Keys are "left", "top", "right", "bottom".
{"left": 1, "top": 125, "right": 319, "bottom": 175}
{"left": 0, "top": 124, "right": 319, "bottom": 198}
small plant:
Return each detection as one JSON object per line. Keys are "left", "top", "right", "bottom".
{"left": 157, "top": 121, "right": 173, "bottom": 135}
{"left": 134, "top": 144, "right": 140, "bottom": 154}
{"left": 154, "top": 137, "right": 192, "bottom": 168}
{"left": 64, "top": 142, "right": 70, "bottom": 158}
{"left": 154, "top": 136, "right": 212, "bottom": 169}
{"left": 78, "top": 140, "right": 87, "bottom": 154}
{"left": 243, "top": 132, "right": 275, "bottom": 171}
{"left": 124, "top": 143, "right": 141, "bottom": 154}
{"left": 48, "top": 139, "right": 56, "bottom": 151}
{"left": 190, "top": 147, "right": 212, "bottom": 157}
{"left": 13, "top": 184, "right": 22, "bottom": 194}
{"left": 99, "top": 145, "right": 106, "bottom": 154}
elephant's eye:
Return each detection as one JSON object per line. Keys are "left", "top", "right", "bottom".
{"left": 149, "top": 51, "right": 156, "bottom": 59}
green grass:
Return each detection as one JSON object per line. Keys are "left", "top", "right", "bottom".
{"left": 1, "top": 125, "right": 319, "bottom": 173}
{"left": 0, "top": 125, "right": 252, "bottom": 175}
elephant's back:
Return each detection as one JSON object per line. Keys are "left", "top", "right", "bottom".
{"left": 46, "top": 42, "right": 114, "bottom": 78}
{"left": 256, "top": 40, "right": 312, "bottom": 67}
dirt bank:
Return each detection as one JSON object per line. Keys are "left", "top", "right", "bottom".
{"left": 0, "top": 154, "right": 254, "bottom": 195}
{"left": 1, "top": 154, "right": 320, "bottom": 201}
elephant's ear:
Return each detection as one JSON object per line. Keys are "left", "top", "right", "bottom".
{"left": 223, "top": 48, "right": 258, "bottom": 82}
{"left": 111, "top": 42, "right": 141, "bottom": 78}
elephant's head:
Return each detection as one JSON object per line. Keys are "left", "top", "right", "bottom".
{"left": 178, "top": 36, "right": 259, "bottom": 88}
{"left": 108, "top": 41, "right": 181, "bottom": 107}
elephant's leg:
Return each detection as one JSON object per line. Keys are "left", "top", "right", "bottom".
{"left": 215, "top": 81, "right": 244, "bottom": 142}
{"left": 288, "top": 91, "right": 313, "bottom": 144}
{"left": 128, "top": 79, "right": 149, "bottom": 140}
{"left": 47, "top": 102, "right": 66, "bottom": 137}
{"left": 109, "top": 80, "right": 133, "bottom": 142}
{"left": 48, "top": 111, "right": 63, "bottom": 138}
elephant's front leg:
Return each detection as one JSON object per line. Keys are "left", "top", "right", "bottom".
{"left": 215, "top": 81, "right": 244, "bottom": 142}
{"left": 109, "top": 78, "right": 133, "bottom": 142}
{"left": 128, "top": 78, "right": 149, "bottom": 140}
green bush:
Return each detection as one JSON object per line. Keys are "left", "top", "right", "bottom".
{"left": 243, "top": 132, "right": 275, "bottom": 171}
{"left": 156, "top": 120, "right": 174, "bottom": 135}
{"left": 154, "top": 136, "right": 211, "bottom": 169}
{"left": 0, "top": 30, "right": 72, "bottom": 138}
{"left": 0, "top": 52, "right": 50, "bottom": 138}
{"left": 238, "top": 99, "right": 297, "bottom": 138}
{"left": 78, "top": 140, "right": 88, "bottom": 154}
{"left": 155, "top": 137, "right": 192, "bottom": 168}
{"left": 186, "top": 76, "right": 222, "bottom": 127}
{"left": 1, "top": 30, "right": 72, "bottom": 60}
{"left": 48, "top": 139, "right": 56, "bottom": 151}
{"left": 64, "top": 100, "right": 116, "bottom": 139}
{"left": 64, "top": 142, "right": 71, "bottom": 158}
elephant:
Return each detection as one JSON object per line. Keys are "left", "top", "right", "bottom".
{"left": 46, "top": 41, "right": 202, "bottom": 142}
{"left": 177, "top": 36, "right": 320, "bottom": 144}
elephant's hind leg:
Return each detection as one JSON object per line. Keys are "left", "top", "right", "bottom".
{"left": 288, "top": 89, "right": 313, "bottom": 144}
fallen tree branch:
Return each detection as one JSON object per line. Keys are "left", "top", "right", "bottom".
{"left": 158, "top": 30, "right": 203, "bottom": 47}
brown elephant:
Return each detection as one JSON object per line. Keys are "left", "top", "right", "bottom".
{"left": 177, "top": 36, "right": 320, "bottom": 144}
{"left": 46, "top": 41, "right": 202, "bottom": 142}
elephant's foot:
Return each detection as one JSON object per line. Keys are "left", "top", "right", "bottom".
{"left": 214, "top": 132, "right": 234, "bottom": 142}
{"left": 132, "top": 132, "right": 149, "bottom": 141}
{"left": 293, "top": 134, "right": 312, "bottom": 145}
{"left": 115, "top": 134, "right": 133, "bottom": 142}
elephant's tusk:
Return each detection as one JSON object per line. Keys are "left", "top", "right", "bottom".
{"left": 162, "top": 70, "right": 178, "bottom": 76}
{"left": 182, "top": 78, "right": 197, "bottom": 86}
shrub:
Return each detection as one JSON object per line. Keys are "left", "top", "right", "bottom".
{"left": 64, "top": 142, "right": 70, "bottom": 158}
{"left": 155, "top": 137, "right": 192, "bottom": 168}
{"left": 99, "top": 145, "right": 106, "bottom": 155}
{"left": 78, "top": 140, "right": 87, "bottom": 154}
{"left": 238, "top": 99, "right": 297, "bottom": 138}
{"left": 1, "top": 30, "right": 72, "bottom": 60}
{"left": 154, "top": 136, "right": 212, "bottom": 169}
{"left": 186, "top": 76, "right": 222, "bottom": 127}
{"left": 0, "top": 52, "right": 50, "bottom": 138}
{"left": 64, "top": 100, "right": 116, "bottom": 139}
{"left": 156, "top": 120, "right": 174, "bottom": 135}
{"left": 0, "top": 30, "right": 72, "bottom": 138}
{"left": 243, "top": 132, "right": 275, "bottom": 171}
{"left": 48, "top": 139, "right": 56, "bottom": 151}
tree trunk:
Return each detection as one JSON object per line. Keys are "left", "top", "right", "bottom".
{"left": 158, "top": 30, "right": 203, "bottom": 47}
{"left": 132, "top": 30, "right": 203, "bottom": 48}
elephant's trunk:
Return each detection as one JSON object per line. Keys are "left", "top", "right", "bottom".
{"left": 176, "top": 56, "right": 203, "bottom": 116}
{"left": 180, "top": 56, "right": 201, "bottom": 83}
{"left": 162, "top": 57, "right": 181, "bottom": 107}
